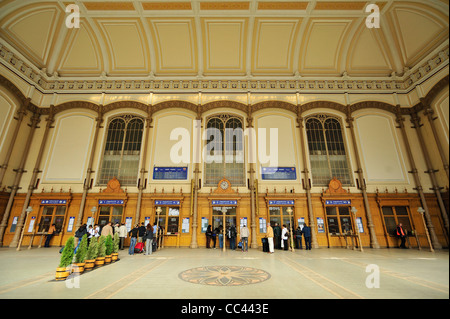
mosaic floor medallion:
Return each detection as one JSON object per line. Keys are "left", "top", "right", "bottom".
{"left": 179, "top": 265, "right": 271, "bottom": 286}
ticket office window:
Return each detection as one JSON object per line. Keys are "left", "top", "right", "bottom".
{"left": 155, "top": 207, "right": 180, "bottom": 234}
{"left": 269, "top": 206, "right": 294, "bottom": 229}
{"left": 382, "top": 206, "right": 412, "bottom": 236}
{"left": 98, "top": 206, "right": 123, "bottom": 227}
{"left": 38, "top": 206, "right": 66, "bottom": 233}
{"left": 326, "top": 206, "right": 353, "bottom": 235}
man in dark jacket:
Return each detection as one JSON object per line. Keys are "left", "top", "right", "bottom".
{"left": 273, "top": 223, "right": 281, "bottom": 250}
{"left": 303, "top": 223, "right": 311, "bottom": 250}
{"left": 138, "top": 222, "right": 146, "bottom": 243}
{"left": 295, "top": 226, "right": 303, "bottom": 249}
{"left": 128, "top": 224, "right": 139, "bottom": 255}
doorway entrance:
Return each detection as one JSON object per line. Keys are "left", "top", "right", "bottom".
{"left": 212, "top": 206, "right": 237, "bottom": 249}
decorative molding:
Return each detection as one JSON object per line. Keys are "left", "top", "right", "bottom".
{"left": 103, "top": 177, "right": 124, "bottom": 194}
{"left": 325, "top": 177, "right": 348, "bottom": 194}
{"left": 0, "top": 40, "right": 448, "bottom": 94}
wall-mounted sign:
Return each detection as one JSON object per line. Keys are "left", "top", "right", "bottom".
{"left": 41, "top": 200, "right": 67, "bottom": 205}
{"left": 98, "top": 200, "right": 124, "bottom": 205}
{"left": 317, "top": 217, "right": 325, "bottom": 233}
{"left": 261, "top": 167, "right": 296, "bottom": 180}
{"left": 67, "top": 216, "right": 75, "bottom": 232}
{"left": 268, "top": 200, "right": 294, "bottom": 206}
{"left": 153, "top": 166, "right": 188, "bottom": 180}
{"left": 211, "top": 200, "right": 237, "bottom": 206}
{"left": 325, "top": 200, "right": 351, "bottom": 205}
{"left": 182, "top": 218, "right": 190, "bottom": 233}
{"left": 259, "top": 217, "right": 267, "bottom": 233}
{"left": 155, "top": 200, "right": 181, "bottom": 206}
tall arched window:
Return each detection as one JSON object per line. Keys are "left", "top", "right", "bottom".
{"left": 305, "top": 114, "right": 353, "bottom": 186}
{"left": 98, "top": 114, "right": 144, "bottom": 186}
{"left": 204, "top": 114, "right": 245, "bottom": 187}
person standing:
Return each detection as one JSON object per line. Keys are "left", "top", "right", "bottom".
{"left": 144, "top": 223, "right": 154, "bottom": 255}
{"left": 303, "top": 223, "right": 311, "bottom": 250}
{"left": 128, "top": 224, "right": 139, "bottom": 255}
{"left": 44, "top": 223, "right": 56, "bottom": 247}
{"left": 281, "top": 225, "right": 289, "bottom": 251}
{"left": 273, "top": 223, "right": 281, "bottom": 250}
{"left": 240, "top": 224, "right": 250, "bottom": 252}
{"left": 138, "top": 222, "right": 146, "bottom": 243}
{"left": 396, "top": 223, "right": 407, "bottom": 249}
{"left": 118, "top": 223, "right": 127, "bottom": 250}
{"left": 229, "top": 225, "right": 237, "bottom": 250}
{"left": 101, "top": 221, "right": 113, "bottom": 237}
{"left": 266, "top": 223, "right": 274, "bottom": 254}
{"left": 206, "top": 225, "right": 213, "bottom": 248}
{"left": 212, "top": 227, "right": 218, "bottom": 249}
{"left": 74, "top": 224, "right": 87, "bottom": 253}
{"left": 295, "top": 226, "right": 303, "bottom": 249}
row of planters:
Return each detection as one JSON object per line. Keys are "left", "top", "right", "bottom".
{"left": 56, "top": 232, "right": 120, "bottom": 281}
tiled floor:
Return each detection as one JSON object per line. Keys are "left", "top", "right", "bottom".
{"left": 0, "top": 246, "right": 448, "bottom": 300}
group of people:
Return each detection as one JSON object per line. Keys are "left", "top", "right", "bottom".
{"left": 128, "top": 222, "right": 164, "bottom": 255}
{"left": 205, "top": 224, "right": 250, "bottom": 252}
{"left": 265, "top": 222, "right": 312, "bottom": 253}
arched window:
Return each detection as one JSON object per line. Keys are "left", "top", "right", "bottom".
{"left": 204, "top": 114, "right": 245, "bottom": 187}
{"left": 305, "top": 114, "right": 353, "bottom": 186}
{"left": 98, "top": 114, "right": 144, "bottom": 186}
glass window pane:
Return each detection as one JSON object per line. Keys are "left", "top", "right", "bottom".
{"left": 382, "top": 206, "right": 394, "bottom": 215}
{"left": 338, "top": 206, "right": 350, "bottom": 215}
{"left": 395, "top": 206, "right": 408, "bottom": 215}
{"left": 43, "top": 206, "right": 54, "bottom": 215}
{"left": 340, "top": 216, "right": 353, "bottom": 233}
{"left": 167, "top": 217, "right": 179, "bottom": 234}
{"left": 53, "top": 216, "right": 65, "bottom": 232}
{"left": 269, "top": 206, "right": 280, "bottom": 215}
{"left": 327, "top": 217, "right": 339, "bottom": 234}
{"left": 384, "top": 216, "right": 397, "bottom": 235}
{"left": 269, "top": 216, "right": 281, "bottom": 227}
{"left": 99, "top": 206, "right": 110, "bottom": 215}
{"left": 55, "top": 206, "right": 66, "bottom": 215}
{"left": 326, "top": 206, "right": 337, "bottom": 215}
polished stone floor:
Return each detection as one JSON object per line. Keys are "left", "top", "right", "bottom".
{"left": 0, "top": 245, "right": 448, "bottom": 300}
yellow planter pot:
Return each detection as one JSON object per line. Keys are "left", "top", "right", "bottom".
{"left": 84, "top": 259, "right": 95, "bottom": 270}
{"left": 105, "top": 255, "right": 112, "bottom": 264}
{"left": 72, "top": 263, "right": 85, "bottom": 274}
{"left": 111, "top": 253, "right": 118, "bottom": 261}
{"left": 55, "top": 267, "right": 70, "bottom": 281}
{"left": 95, "top": 257, "right": 105, "bottom": 267}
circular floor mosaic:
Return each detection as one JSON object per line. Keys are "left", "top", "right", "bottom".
{"left": 179, "top": 265, "right": 271, "bottom": 286}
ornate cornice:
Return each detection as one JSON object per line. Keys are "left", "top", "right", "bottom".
{"left": 1, "top": 39, "right": 448, "bottom": 95}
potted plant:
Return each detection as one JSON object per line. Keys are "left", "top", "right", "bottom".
{"left": 84, "top": 237, "right": 97, "bottom": 271}
{"left": 95, "top": 235, "right": 106, "bottom": 267}
{"left": 104, "top": 234, "right": 113, "bottom": 264}
{"left": 56, "top": 236, "right": 75, "bottom": 281}
{"left": 112, "top": 232, "right": 119, "bottom": 262}
{"left": 72, "top": 234, "right": 87, "bottom": 274}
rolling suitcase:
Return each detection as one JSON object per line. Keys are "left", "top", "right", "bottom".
{"left": 152, "top": 241, "right": 157, "bottom": 252}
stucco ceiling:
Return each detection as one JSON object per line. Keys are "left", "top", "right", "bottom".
{"left": 0, "top": 0, "right": 448, "bottom": 82}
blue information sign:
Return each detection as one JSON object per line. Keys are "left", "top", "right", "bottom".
{"left": 269, "top": 200, "right": 295, "bottom": 206}
{"left": 99, "top": 200, "right": 124, "bottom": 205}
{"left": 155, "top": 200, "right": 181, "bottom": 205}
{"left": 325, "top": 200, "right": 351, "bottom": 205}
{"left": 211, "top": 200, "right": 238, "bottom": 206}
{"left": 41, "top": 200, "right": 67, "bottom": 205}
{"left": 261, "top": 167, "right": 296, "bottom": 180}
{"left": 153, "top": 167, "right": 188, "bottom": 180}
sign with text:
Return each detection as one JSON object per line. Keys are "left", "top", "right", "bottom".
{"left": 268, "top": 200, "right": 294, "bottom": 206}
{"left": 153, "top": 166, "right": 188, "bottom": 180}
{"left": 99, "top": 200, "right": 124, "bottom": 205}
{"left": 155, "top": 200, "right": 181, "bottom": 206}
{"left": 41, "top": 200, "right": 67, "bottom": 205}
{"left": 211, "top": 200, "right": 237, "bottom": 206}
{"left": 325, "top": 200, "right": 351, "bottom": 205}
{"left": 261, "top": 167, "right": 296, "bottom": 180}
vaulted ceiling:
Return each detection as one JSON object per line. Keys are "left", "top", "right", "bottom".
{"left": 0, "top": 0, "right": 448, "bottom": 83}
